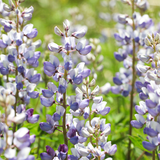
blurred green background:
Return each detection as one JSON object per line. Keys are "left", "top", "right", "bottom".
{"left": 2, "top": 0, "right": 160, "bottom": 159}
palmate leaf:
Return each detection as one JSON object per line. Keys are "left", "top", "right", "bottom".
{"left": 128, "top": 135, "right": 151, "bottom": 153}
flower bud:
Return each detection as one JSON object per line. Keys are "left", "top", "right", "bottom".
{"left": 89, "top": 79, "right": 96, "bottom": 87}
{"left": 75, "top": 87, "right": 83, "bottom": 94}
{"left": 23, "top": 6, "right": 34, "bottom": 14}
{"left": 87, "top": 125, "right": 94, "bottom": 134}
{"left": 83, "top": 79, "right": 86, "bottom": 85}
{"left": 98, "top": 55, "right": 103, "bottom": 63}
{"left": 155, "top": 33, "right": 160, "bottom": 41}
{"left": 97, "top": 65, "right": 103, "bottom": 71}
{"left": 101, "top": 125, "right": 111, "bottom": 136}
{"left": 81, "top": 127, "right": 90, "bottom": 137}
{"left": 96, "top": 45, "right": 101, "bottom": 53}
{"left": 63, "top": 19, "right": 70, "bottom": 31}
{"left": 48, "top": 42, "right": 61, "bottom": 53}
{"left": 3, "top": 4, "right": 12, "bottom": 12}
{"left": 91, "top": 85, "right": 99, "bottom": 95}
{"left": 6, "top": 95, "right": 15, "bottom": 106}
{"left": 99, "top": 134, "right": 105, "bottom": 142}
{"left": 145, "top": 37, "right": 152, "bottom": 46}
{"left": 93, "top": 96, "right": 103, "bottom": 103}
{"left": 147, "top": 34, "right": 153, "bottom": 44}
{"left": 23, "top": 13, "right": 32, "bottom": 21}
{"left": 79, "top": 148, "right": 89, "bottom": 156}
{"left": 54, "top": 26, "right": 64, "bottom": 36}
{"left": 4, "top": 148, "right": 16, "bottom": 159}
{"left": 137, "top": 64, "right": 150, "bottom": 73}
{"left": 13, "top": 113, "right": 26, "bottom": 124}
{"left": 8, "top": 0, "right": 14, "bottom": 8}
{"left": 86, "top": 77, "right": 89, "bottom": 84}
{"left": 79, "top": 45, "right": 92, "bottom": 55}
{"left": 72, "top": 29, "right": 86, "bottom": 39}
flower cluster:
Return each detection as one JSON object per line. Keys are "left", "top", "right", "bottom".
{"left": 112, "top": 8, "right": 153, "bottom": 96}
{"left": 0, "top": 0, "right": 40, "bottom": 159}
{"left": 131, "top": 32, "right": 160, "bottom": 152}
{"left": 39, "top": 20, "right": 117, "bottom": 160}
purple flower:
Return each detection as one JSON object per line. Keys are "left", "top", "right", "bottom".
{"left": 40, "top": 146, "right": 56, "bottom": 160}
{"left": 42, "top": 82, "right": 58, "bottom": 98}
{"left": 13, "top": 128, "right": 35, "bottom": 149}
{"left": 26, "top": 108, "right": 39, "bottom": 123}
{"left": 48, "top": 42, "right": 61, "bottom": 53}
{"left": 40, "top": 114, "right": 58, "bottom": 133}
{"left": 142, "top": 141, "right": 156, "bottom": 151}
{"left": 27, "top": 28, "right": 38, "bottom": 39}
{"left": 72, "top": 29, "right": 86, "bottom": 39}
{"left": 77, "top": 45, "right": 92, "bottom": 56}
{"left": 43, "top": 55, "right": 59, "bottom": 76}
{"left": 58, "top": 144, "right": 68, "bottom": 160}
{"left": 40, "top": 96, "right": 55, "bottom": 107}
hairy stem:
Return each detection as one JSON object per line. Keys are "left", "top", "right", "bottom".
{"left": 152, "top": 150, "right": 155, "bottom": 160}
{"left": 12, "top": 69, "right": 18, "bottom": 133}
{"left": 96, "top": 131, "right": 100, "bottom": 160}
{"left": 63, "top": 69, "right": 68, "bottom": 159}
{"left": 86, "top": 84, "right": 92, "bottom": 144}
{"left": 136, "top": 151, "right": 145, "bottom": 160}
{"left": 12, "top": 0, "right": 19, "bottom": 133}
{"left": 128, "top": 0, "right": 136, "bottom": 159}
{"left": 156, "top": 148, "right": 160, "bottom": 160}
{"left": 4, "top": 104, "right": 8, "bottom": 151}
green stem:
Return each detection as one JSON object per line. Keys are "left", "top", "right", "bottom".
{"left": 86, "top": 84, "right": 92, "bottom": 144}
{"left": 152, "top": 150, "right": 155, "bottom": 160}
{"left": 128, "top": 0, "right": 136, "bottom": 159}
{"left": 96, "top": 131, "right": 100, "bottom": 160}
{"left": 156, "top": 148, "right": 159, "bottom": 160}
{"left": 63, "top": 69, "right": 68, "bottom": 159}
{"left": 136, "top": 151, "right": 145, "bottom": 160}
{"left": 13, "top": 75, "right": 18, "bottom": 133}
{"left": 12, "top": 0, "right": 19, "bottom": 133}
{"left": 4, "top": 104, "right": 8, "bottom": 150}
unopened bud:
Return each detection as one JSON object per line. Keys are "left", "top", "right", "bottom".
{"left": 91, "top": 85, "right": 100, "bottom": 95}
{"left": 99, "top": 134, "right": 105, "bottom": 142}
{"left": 155, "top": 33, "right": 160, "bottom": 41}
{"left": 86, "top": 77, "right": 89, "bottom": 84}
{"left": 75, "top": 87, "right": 83, "bottom": 94}
{"left": 98, "top": 55, "right": 104, "bottom": 63}
{"left": 8, "top": 0, "right": 14, "bottom": 7}
{"left": 81, "top": 127, "right": 90, "bottom": 137}
{"left": 13, "top": 113, "right": 26, "bottom": 124}
{"left": 3, "top": 4, "right": 12, "bottom": 12}
{"left": 97, "top": 65, "right": 103, "bottom": 71}
{"left": 145, "top": 37, "right": 152, "bottom": 46}
{"left": 54, "top": 26, "right": 64, "bottom": 36}
{"left": 101, "top": 125, "right": 111, "bottom": 136}
{"left": 79, "top": 148, "right": 89, "bottom": 156}
{"left": 96, "top": 45, "right": 101, "bottom": 53}
{"left": 83, "top": 79, "right": 86, "bottom": 85}
{"left": 147, "top": 34, "right": 153, "bottom": 44}
{"left": 63, "top": 19, "right": 70, "bottom": 31}
{"left": 89, "top": 79, "right": 96, "bottom": 87}
{"left": 6, "top": 95, "right": 15, "bottom": 106}
{"left": 87, "top": 125, "right": 94, "bottom": 134}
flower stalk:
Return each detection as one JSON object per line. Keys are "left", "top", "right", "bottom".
{"left": 128, "top": 0, "right": 136, "bottom": 159}
{"left": 63, "top": 69, "right": 68, "bottom": 148}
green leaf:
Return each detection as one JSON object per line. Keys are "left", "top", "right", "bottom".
{"left": 40, "top": 136, "right": 59, "bottom": 142}
{"left": 128, "top": 135, "right": 151, "bottom": 153}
